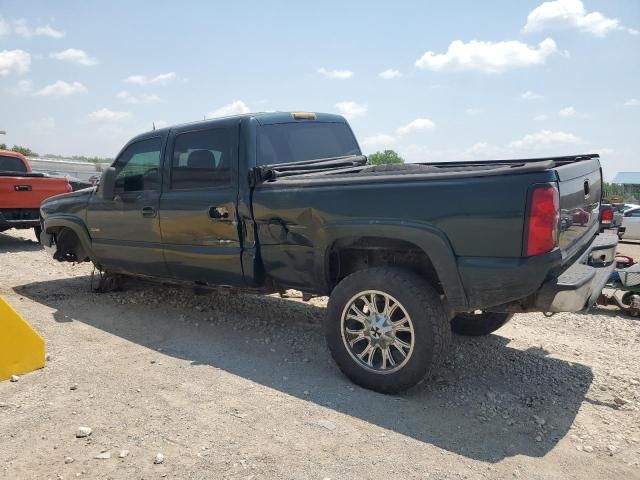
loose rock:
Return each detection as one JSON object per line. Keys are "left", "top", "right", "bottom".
{"left": 119, "top": 449, "right": 130, "bottom": 458}
{"left": 10, "top": 375, "right": 20, "bottom": 382}
{"left": 64, "top": 457, "right": 74, "bottom": 464}
{"left": 94, "top": 452, "right": 111, "bottom": 459}
{"left": 317, "top": 419, "right": 337, "bottom": 431}
{"left": 154, "top": 453, "right": 165, "bottom": 464}
{"left": 76, "top": 426, "right": 92, "bottom": 438}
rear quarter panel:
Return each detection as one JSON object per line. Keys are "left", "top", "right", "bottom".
{"left": 252, "top": 170, "right": 555, "bottom": 294}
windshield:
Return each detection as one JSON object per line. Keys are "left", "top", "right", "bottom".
{"left": 257, "top": 122, "right": 360, "bottom": 166}
{"left": 0, "top": 155, "right": 28, "bottom": 173}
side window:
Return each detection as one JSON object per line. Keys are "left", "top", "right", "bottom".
{"left": 629, "top": 210, "right": 640, "bottom": 217}
{"left": 113, "top": 138, "right": 162, "bottom": 192}
{"left": 171, "top": 128, "right": 232, "bottom": 190}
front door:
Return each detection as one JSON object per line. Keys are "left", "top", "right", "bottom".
{"left": 87, "top": 136, "right": 168, "bottom": 277}
{"left": 159, "top": 124, "right": 244, "bottom": 286}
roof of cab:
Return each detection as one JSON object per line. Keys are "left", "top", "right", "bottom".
{"left": 129, "top": 111, "right": 347, "bottom": 143}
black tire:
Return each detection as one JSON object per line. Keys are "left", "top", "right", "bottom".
{"left": 325, "top": 267, "right": 451, "bottom": 394}
{"left": 33, "top": 225, "right": 42, "bottom": 244}
{"left": 451, "top": 311, "right": 513, "bottom": 336}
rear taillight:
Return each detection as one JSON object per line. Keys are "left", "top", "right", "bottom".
{"left": 525, "top": 184, "right": 559, "bottom": 256}
{"left": 600, "top": 207, "right": 613, "bottom": 225}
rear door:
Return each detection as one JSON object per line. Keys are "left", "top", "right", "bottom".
{"left": 159, "top": 124, "right": 244, "bottom": 285}
{"left": 86, "top": 136, "right": 168, "bottom": 276}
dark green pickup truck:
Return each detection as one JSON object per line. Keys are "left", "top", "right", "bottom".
{"left": 40, "top": 111, "right": 617, "bottom": 393}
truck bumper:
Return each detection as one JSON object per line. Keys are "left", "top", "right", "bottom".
{"left": 534, "top": 233, "right": 617, "bottom": 312}
{"left": 0, "top": 209, "right": 40, "bottom": 230}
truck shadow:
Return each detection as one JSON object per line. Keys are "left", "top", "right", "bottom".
{"left": 0, "top": 232, "right": 42, "bottom": 252}
{"left": 15, "top": 275, "right": 594, "bottom": 463}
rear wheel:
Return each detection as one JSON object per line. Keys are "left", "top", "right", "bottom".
{"left": 451, "top": 311, "right": 513, "bottom": 336}
{"left": 325, "top": 267, "right": 450, "bottom": 394}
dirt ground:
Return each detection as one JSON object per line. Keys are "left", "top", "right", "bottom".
{"left": 1, "top": 229, "right": 639, "bottom": 480}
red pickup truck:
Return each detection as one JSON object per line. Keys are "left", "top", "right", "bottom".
{"left": 0, "top": 150, "right": 72, "bottom": 239}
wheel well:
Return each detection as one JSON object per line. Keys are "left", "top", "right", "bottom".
{"left": 327, "top": 237, "right": 442, "bottom": 294}
{"left": 50, "top": 226, "right": 88, "bottom": 262}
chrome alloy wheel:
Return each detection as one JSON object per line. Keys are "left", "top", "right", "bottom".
{"left": 340, "top": 290, "right": 415, "bottom": 374}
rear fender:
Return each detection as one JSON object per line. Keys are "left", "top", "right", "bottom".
{"left": 317, "top": 220, "right": 468, "bottom": 310}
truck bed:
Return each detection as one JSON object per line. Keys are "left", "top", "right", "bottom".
{"left": 251, "top": 154, "right": 602, "bottom": 307}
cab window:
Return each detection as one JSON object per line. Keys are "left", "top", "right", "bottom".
{"left": 113, "top": 138, "right": 162, "bottom": 192}
{"left": 170, "top": 127, "right": 232, "bottom": 190}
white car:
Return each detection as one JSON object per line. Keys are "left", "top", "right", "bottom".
{"left": 621, "top": 206, "right": 640, "bottom": 240}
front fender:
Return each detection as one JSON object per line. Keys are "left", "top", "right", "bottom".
{"left": 43, "top": 215, "right": 97, "bottom": 265}
{"left": 315, "top": 219, "right": 468, "bottom": 310}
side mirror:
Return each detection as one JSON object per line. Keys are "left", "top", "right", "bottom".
{"left": 98, "top": 167, "right": 116, "bottom": 200}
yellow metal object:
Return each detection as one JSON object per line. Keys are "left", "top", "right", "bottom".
{"left": 0, "top": 296, "right": 45, "bottom": 381}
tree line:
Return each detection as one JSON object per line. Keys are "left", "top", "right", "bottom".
{"left": 0, "top": 144, "right": 112, "bottom": 164}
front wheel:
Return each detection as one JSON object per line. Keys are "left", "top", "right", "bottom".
{"left": 451, "top": 311, "right": 513, "bottom": 336}
{"left": 325, "top": 268, "right": 451, "bottom": 394}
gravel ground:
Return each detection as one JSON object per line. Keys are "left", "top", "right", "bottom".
{"left": 1, "top": 229, "right": 639, "bottom": 480}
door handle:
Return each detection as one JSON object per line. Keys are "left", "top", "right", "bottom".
{"left": 141, "top": 206, "right": 156, "bottom": 217}
{"left": 209, "top": 206, "right": 230, "bottom": 220}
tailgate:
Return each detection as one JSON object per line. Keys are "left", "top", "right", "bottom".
{"left": 0, "top": 176, "right": 70, "bottom": 209}
{"left": 555, "top": 158, "right": 602, "bottom": 260}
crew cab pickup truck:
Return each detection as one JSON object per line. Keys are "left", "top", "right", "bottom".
{"left": 0, "top": 150, "right": 71, "bottom": 238}
{"left": 40, "top": 112, "right": 617, "bottom": 393}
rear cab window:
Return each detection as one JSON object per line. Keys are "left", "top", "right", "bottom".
{"left": 0, "top": 155, "right": 28, "bottom": 173}
{"left": 257, "top": 122, "right": 360, "bottom": 166}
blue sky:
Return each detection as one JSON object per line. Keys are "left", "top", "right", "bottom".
{"left": 1, "top": 0, "right": 638, "bottom": 179}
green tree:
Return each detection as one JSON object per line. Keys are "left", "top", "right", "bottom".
{"left": 367, "top": 149, "right": 404, "bottom": 165}
{"left": 11, "top": 145, "right": 38, "bottom": 157}
{"left": 0, "top": 143, "right": 7, "bottom": 150}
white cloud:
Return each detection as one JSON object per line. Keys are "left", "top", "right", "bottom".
{"left": 117, "top": 91, "right": 161, "bottom": 105}
{"left": 361, "top": 134, "right": 397, "bottom": 147}
{"left": 379, "top": 69, "right": 401, "bottom": 79}
{"left": 465, "top": 108, "right": 484, "bottom": 116}
{"left": 317, "top": 67, "right": 353, "bottom": 79}
{"left": 521, "top": 90, "right": 544, "bottom": 100}
{"left": 523, "top": 0, "right": 638, "bottom": 37}
{"left": 362, "top": 118, "right": 435, "bottom": 148}
{"left": 49, "top": 48, "right": 97, "bottom": 66}
{"left": 510, "top": 129, "right": 582, "bottom": 149}
{"left": 6, "top": 79, "right": 33, "bottom": 95}
{"left": 34, "top": 80, "right": 87, "bottom": 97}
{"left": 463, "top": 142, "right": 509, "bottom": 159}
{"left": 335, "top": 101, "right": 368, "bottom": 119}
{"left": 206, "top": 100, "right": 251, "bottom": 118}
{"left": 89, "top": 108, "right": 132, "bottom": 122}
{"left": 0, "top": 17, "right": 65, "bottom": 38}
{"left": 396, "top": 118, "right": 436, "bottom": 135}
{"left": 558, "top": 106, "right": 591, "bottom": 118}
{"left": 0, "top": 16, "right": 9, "bottom": 36}
{"left": 0, "top": 49, "right": 31, "bottom": 75}
{"left": 534, "top": 114, "right": 550, "bottom": 121}
{"left": 415, "top": 38, "right": 558, "bottom": 73}
{"left": 624, "top": 98, "right": 640, "bottom": 107}
{"left": 123, "top": 72, "right": 176, "bottom": 86}
{"left": 558, "top": 106, "right": 576, "bottom": 117}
